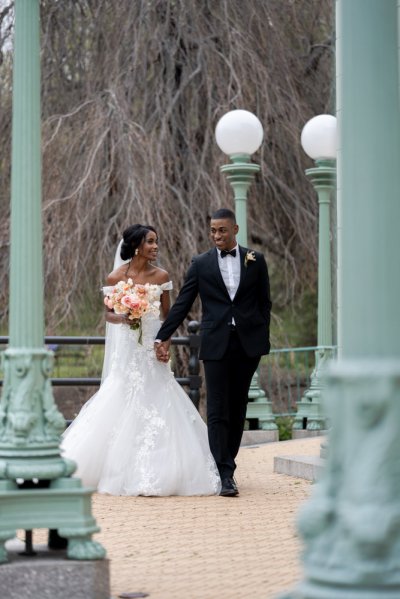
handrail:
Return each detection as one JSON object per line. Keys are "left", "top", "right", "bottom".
{"left": 0, "top": 335, "right": 193, "bottom": 346}
{"left": 0, "top": 333, "right": 338, "bottom": 414}
{"left": 0, "top": 321, "right": 202, "bottom": 408}
{"left": 269, "top": 345, "right": 336, "bottom": 354}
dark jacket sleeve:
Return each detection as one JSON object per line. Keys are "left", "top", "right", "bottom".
{"left": 156, "top": 259, "right": 199, "bottom": 341}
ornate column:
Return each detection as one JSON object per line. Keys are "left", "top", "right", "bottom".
{"left": 0, "top": 0, "right": 106, "bottom": 567}
{"left": 283, "top": 0, "right": 400, "bottom": 596}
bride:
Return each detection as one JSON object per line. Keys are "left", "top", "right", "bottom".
{"left": 61, "top": 224, "right": 221, "bottom": 496}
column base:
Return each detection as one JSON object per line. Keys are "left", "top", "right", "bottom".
{"left": 292, "top": 386, "right": 327, "bottom": 432}
{"left": 246, "top": 399, "right": 278, "bottom": 435}
{"left": 247, "top": 370, "right": 278, "bottom": 432}
{"left": 0, "top": 347, "right": 70, "bottom": 480}
{"left": 292, "top": 348, "right": 333, "bottom": 433}
{"left": 0, "top": 477, "right": 106, "bottom": 563}
{"left": 1, "top": 540, "right": 110, "bottom": 599}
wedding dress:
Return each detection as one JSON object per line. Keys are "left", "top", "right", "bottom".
{"left": 61, "top": 280, "right": 221, "bottom": 496}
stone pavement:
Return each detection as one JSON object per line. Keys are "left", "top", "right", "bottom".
{"left": 87, "top": 436, "right": 322, "bottom": 599}
{"left": 15, "top": 436, "right": 323, "bottom": 598}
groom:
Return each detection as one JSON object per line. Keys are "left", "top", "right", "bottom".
{"left": 154, "top": 208, "right": 271, "bottom": 497}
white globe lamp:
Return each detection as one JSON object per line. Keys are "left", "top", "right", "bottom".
{"left": 301, "top": 114, "right": 337, "bottom": 161}
{"left": 215, "top": 109, "right": 263, "bottom": 157}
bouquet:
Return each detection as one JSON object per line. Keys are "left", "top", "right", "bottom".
{"left": 103, "top": 279, "right": 161, "bottom": 344}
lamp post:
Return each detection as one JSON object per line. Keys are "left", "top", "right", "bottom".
{"left": 292, "top": 115, "right": 336, "bottom": 435}
{"left": 0, "top": 1, "right": 108, "bottom": 593}
{"left": 215, "top": 110, "right": 277, "bottom": 437}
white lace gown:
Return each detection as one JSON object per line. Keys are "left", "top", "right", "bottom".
{"left": 61, "top": 281, "right": 221, "bottom": 496}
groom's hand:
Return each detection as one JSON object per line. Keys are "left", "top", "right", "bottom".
{"left": 154, "top": 340, "right": 171, "bottom": 362}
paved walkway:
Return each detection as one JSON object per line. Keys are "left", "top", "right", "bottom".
{"left": 89, "top": 436, "right": 322, "bottom": 599}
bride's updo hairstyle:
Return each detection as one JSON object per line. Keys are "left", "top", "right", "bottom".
{"left": 120, "top": 224, "right": 158, "bottom": 260}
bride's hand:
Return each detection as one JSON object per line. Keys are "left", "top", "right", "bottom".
{"left": 105, "top": 310, "right": 131, "bottom": 325}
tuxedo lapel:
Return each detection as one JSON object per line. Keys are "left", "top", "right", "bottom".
{"left": 233, "top": 246, "right": 248, "bottom": 299}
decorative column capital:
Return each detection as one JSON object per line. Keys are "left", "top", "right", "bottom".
{"left": 305, "top": 160, "right": 336, "bottom": 194}
{"left": 220, "top": 159, "right": 261, "bottom": 193}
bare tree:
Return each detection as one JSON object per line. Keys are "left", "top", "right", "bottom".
{"left": 0, "top": 0, "right": 334, "bottom": 350}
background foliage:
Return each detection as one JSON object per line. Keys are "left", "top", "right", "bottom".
{"left": 0, "top": 0, "right": 334, "bottom": 349}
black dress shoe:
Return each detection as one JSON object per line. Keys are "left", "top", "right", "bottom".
{"left": 220, "top": 477, "right": 239, "bottom": 497}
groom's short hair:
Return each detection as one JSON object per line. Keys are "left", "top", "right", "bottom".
{"left": 211, "top": 208, "right": 236, "bottom": 223}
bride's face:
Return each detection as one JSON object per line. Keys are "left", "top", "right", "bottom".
{"left": 139, "top": 231, "right": 158, "bottom": 261}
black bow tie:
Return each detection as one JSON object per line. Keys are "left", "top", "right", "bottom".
{"left": 220, "top": 249, "right": 237, "bottom": 258}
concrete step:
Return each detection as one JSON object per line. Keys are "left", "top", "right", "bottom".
{"left": 241, "top": 429, "right": 279, "bottom": 446}
{"left": 273, "top": 454, "right": 325, "bottom": 482}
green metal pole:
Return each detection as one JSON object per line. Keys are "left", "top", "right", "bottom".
{"left": 283, "top": 1, "right": 400, "bottom": 596}
{"left": 220, "top": 155, "right": 277, "bottom": 435}
{"left": 292, "top": 161, "right": 336, "bottom": 434}
{"left": 315, "top": 173, "right": 333, "bottom": 349}
{"left": 0, "top": 0, "right": 106, "bottom": 566}
{"left": 9, "top": 0, "right": 43, "bottom": 349}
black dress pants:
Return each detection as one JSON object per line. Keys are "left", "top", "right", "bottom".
{"left": 203, "top": 330, "right": 260, "bottom": 479}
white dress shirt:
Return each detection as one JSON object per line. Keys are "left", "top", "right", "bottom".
{"left": 217, "top": 245, "right": 240, "bottom": 301}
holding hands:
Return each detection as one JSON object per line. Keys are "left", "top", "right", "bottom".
{"left": 154, "top": 340, "right": 171, "bottom": 363}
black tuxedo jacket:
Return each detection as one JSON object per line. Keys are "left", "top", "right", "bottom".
{"left": 157, "top": 246, "right": 271, "bottom": 360}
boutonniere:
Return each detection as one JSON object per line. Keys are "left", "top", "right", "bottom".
{"left": 244, "top": 251, "right": 256, "bottom": 267}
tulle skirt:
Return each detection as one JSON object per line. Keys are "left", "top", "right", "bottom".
{"left": 61, "top": 321, "right": 221, "bottom": 496}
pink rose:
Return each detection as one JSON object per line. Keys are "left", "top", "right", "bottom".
{"left": 121, "top": 295, "right": 141, "bottom": 311}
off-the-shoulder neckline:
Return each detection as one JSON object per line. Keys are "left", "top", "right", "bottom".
{"left": 103, "top": 280, "right": 172, "bottom": 289}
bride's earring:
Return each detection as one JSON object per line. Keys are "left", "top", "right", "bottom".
{"left": 135, "top": 249, "right": 139, "bottom": 256}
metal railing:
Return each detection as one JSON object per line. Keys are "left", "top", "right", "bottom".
{"left": 0, "top": 333, "right": 335, "bottom": 416}
{"left": 0, "top": 320, "right": 202, "bottom": 409}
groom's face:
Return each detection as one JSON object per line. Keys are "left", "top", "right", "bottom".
{"left": 210, "top": 218, "right": 239, "bottom": 251}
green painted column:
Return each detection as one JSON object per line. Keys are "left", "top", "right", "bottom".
{"left": 9, "top": 0, "right": 43, "bottom": 349}
{"left": 338, "top": 6, "right": 400, "bottom": 360}
{"left": 0, "top": 0, "right": 106, "bottom": 566}
{"left": 282, "top": 1, "right": 400, "bottom": 597}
